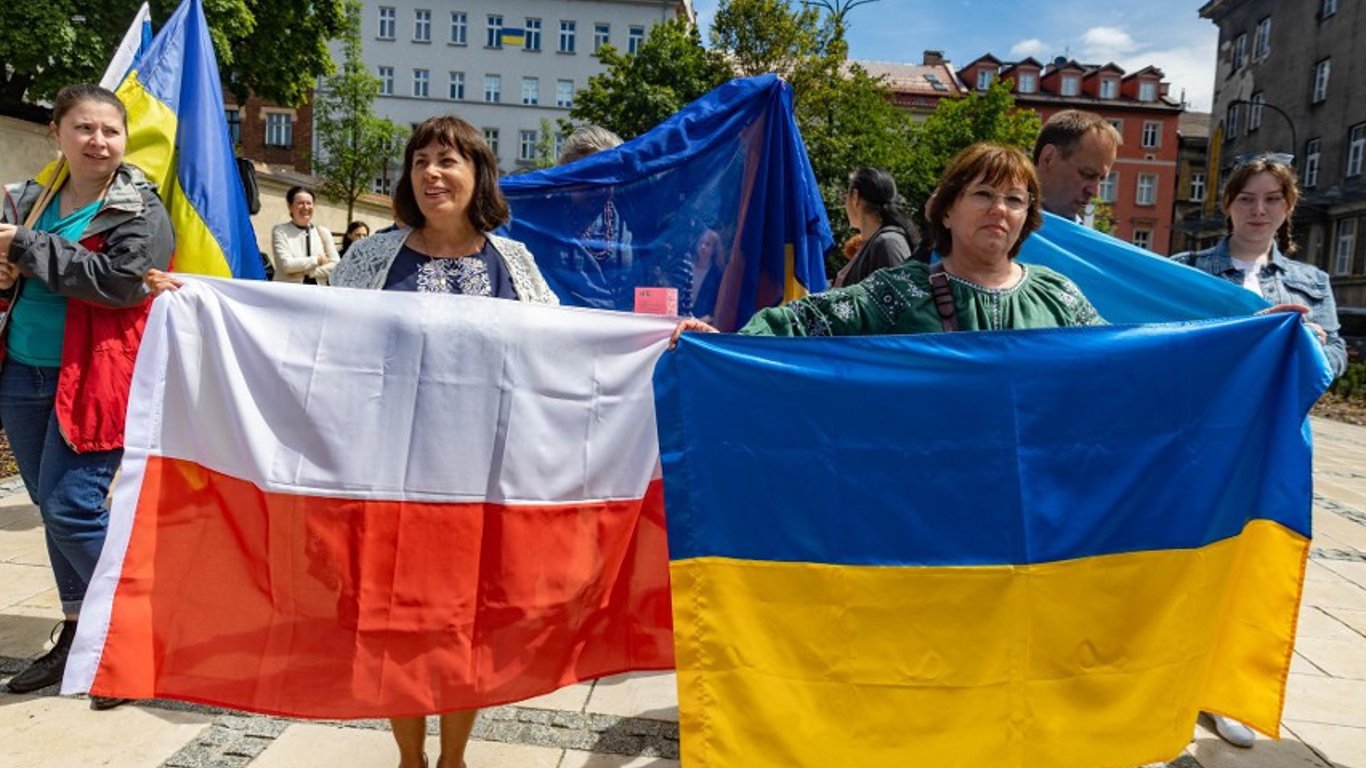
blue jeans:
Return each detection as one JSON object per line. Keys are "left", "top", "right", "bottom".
{"left": 0, "top": 360, "right": 121, "bottom": 614}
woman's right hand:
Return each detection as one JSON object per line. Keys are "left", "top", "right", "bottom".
{"left": 670, "top": 318, "right": 719, "bottom": 349}
{"left": 144, "top": 268, "right": 183, "bottom": 297}
{"left": 0, "top": 262, "right": 18, "bottom": 291}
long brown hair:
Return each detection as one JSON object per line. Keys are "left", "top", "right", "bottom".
{"left": 1222, "top": 158, "right": 1300, "bottom": 255}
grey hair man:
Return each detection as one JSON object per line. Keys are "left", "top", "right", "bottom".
{"left": 1032, "top": 110, "right": 1122, "bottom": 220}
{"left": 558, "top": 125, "right": 624, "bottom": 166}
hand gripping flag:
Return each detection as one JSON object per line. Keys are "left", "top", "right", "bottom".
{"left": 656, "top": 314, "right": 1332, "bottom": 768}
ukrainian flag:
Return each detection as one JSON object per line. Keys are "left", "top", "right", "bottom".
{"left": 114, "top": 0, "right": 262, "bottom": 278}
{"left": 655, "top": 312, "right": 1330, "bottom": 768}
{"left": 500, "top": 27, "right": 526, "bottom": 47}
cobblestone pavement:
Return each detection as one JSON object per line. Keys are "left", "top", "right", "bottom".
{"left": 1, "top": 418, "right": 1364, "bottom": 768}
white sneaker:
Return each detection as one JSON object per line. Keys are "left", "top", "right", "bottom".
{"left": 1210, "top": 714, "right": 1256, "bottom": 748}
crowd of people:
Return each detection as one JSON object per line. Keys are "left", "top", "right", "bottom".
{"left": 0, "top": 82, "right": 1349, "bottom": 767}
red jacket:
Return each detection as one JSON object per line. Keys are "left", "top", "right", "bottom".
{"left": 2, "top": 165, "right": 175, "bottom": 452}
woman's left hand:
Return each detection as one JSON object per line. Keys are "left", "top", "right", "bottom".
{"left": 144, "top": 268, "right": 183, "bottom": 297}
{"left": 1305, "top": 321, "right": 1329, "bottom": 346}
{"left": 0, "top": 223, "right": 17, "bottom": 261}
{"left": 1257, "top": 303, "right": 1327, "bottom": 345}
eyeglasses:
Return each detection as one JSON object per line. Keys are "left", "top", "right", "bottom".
{"left": 1232, "top": 151, "right": 1294, "bottom": 168}
{"left": 962, "top": 188, "right": 1031, "bottom": 213}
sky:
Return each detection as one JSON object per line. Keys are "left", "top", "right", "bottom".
{"left": 691, "top": 0, "right": 1220, "bottom": 112}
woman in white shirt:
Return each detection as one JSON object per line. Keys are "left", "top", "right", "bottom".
{"left": 270, "top": 186, "right": 339, "bottom": 284}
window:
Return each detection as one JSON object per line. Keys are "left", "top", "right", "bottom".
{"left": 1312, "top": 59, "right": 1331, "bottom": 103}
{"left": 519, "top": 130, "right": 537, "bottom": 161}
{"left": 1136, "top": 173, "right": 1157, "bottom": 205}
{"left": 1141, "top": 121, "right": 1161, "bottom": 148}
{"left": 1016, "top": 72, "right": 1036, "bottom": 94}
{"left": 1138, "top": 80, "right": 1157, "bottom": 102}
{"left": 484, "top": 74, "right": 501, "bottom": 103}
{"left": 1190, "top": 172, "right": 1206, "bottom": 201}
{"left": 594, "top": 23, "right": 610, "bottom": 53}
{"left": 976, "top": 69, "right": 994, "bottom": 90}
{"left": 525, "top": 18, "right": 541, "bottom": 51}
{"left": 1322, "top": 0, "right": 1338, "bottom": 18}
{"left": 1249, "top": 92, "right": 1264, "bottom": 131}
{"left": 449, "top": 71, "right": 465, "bottom": 100}
{"left": 483, "top": 128, "right": 500, "bottom": 159}
{"left": 225, "top": 108, "right": 240, "bottom": 145}
{"left": 373, "top": 174, "right": 392, "bottom": 196}
{"left": 556, "top": 79, "right": 574, "bottom": 108}
{"left": 1334, "top": 219, "right": 1357, "bottom": 275}
{"left": 413, "top": 68, "right": 429, "bottom": 98}
{"left": 1232, "top": 33, "right": 1247, "bottom": 69}
{"left": 1304, "top": 138, "right": 1321, "bottom": 188}
{"left": 559, "top": 20, "right": 576, "bottom": 53}
{"left": 1098, "top": 172, "right": 1117, "bottom": 203}
{"left": 1099, "top": 79, "right": 1118, "bottom": 99}
{"left": 1226, "top": 102, "right": 1240, "bottom": 138}
{"left": 554, "top": 132, "right": 566, "bottom": 160}
{"left": 378, "top": 6, "right": 395, "bottom": 39}
{"left": 378, "top": 66, "right": 394, "bottom": 95}
{"left": 628, "top": 25, "right": 645, "bottom": 54}
{"left": 450, "top": 12, "right": 467, "bottom": 44}
{"left": 521, "top": 77, "right": 539, "bottom": 105}
{"left": 1107, "top": 118, "right": 1124, "bottom": 136}
{"left": 1060, "top": 75, "right": 1080, "bottom": 97}
{"left": 414, "top": 9, "right": 431, "bottom": 42}
{"left": 1132, "top": 229, "right": 1152, "bottom": 251}
{"left": 1348, "top": 123, "right": 1366, "bottom": 177}
{"left": 265, "top": 112, "right": 292, "bottom": 147}
{"left": 486, "top": 15, "right": 503, "bottom": 48}
{"left": 1254, "top": 17, "right": 1271, "bottom": 60}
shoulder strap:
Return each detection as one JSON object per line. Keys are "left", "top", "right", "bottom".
{"left": 928, "top": 262, "right": 959, "bottom": 332}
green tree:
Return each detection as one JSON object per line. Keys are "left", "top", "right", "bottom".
{"left": 1090, "top": 199, "right": 1116, "bottom": 234}
{"left": 570, "top": 18, "right": 732, "bottom": 139}
{"left": 0, "top": 0, "right": 344, "bottom": 110}
{"left": 311, "top": 1, "right": 404, "bottom": 221}
{"left": 709, "top": 0, "right": 821, "bottom": 82}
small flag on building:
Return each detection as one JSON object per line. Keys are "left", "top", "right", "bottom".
{"left": 500, "top": 27, "right": 526, "bottom": 47}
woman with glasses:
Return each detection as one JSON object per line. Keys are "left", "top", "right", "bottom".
{"left": 1173, "top": 154, "right": 1347, "bottom": 381}
{"left": 674, "top": 143, "right": 1102, "bottom": 340}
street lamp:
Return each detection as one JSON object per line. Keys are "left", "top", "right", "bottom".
{"left": 1227, "top": 98, "right": 1297, "bottom": 159}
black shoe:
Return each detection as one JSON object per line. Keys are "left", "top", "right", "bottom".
{"left": 90, "top": 695, "right": 133, "bottom": 711}
{"left": 6, "top": 619, "right": 77, "bottom": 694}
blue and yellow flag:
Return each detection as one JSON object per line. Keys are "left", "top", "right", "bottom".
{"left": 499, "top": 27, "right": 526, "bottom": 47}
{"left": 501, "top": 75, "right": 831, "bottom": 328}
{"left": 114, "top": 0, "right": 262, "bottom": 278}
{"left": 655, "top": 313, "right": 1331, "bottom": 767}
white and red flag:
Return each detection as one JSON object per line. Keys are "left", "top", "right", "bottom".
{"left": 64, "top": 278, "right": 676, "bottom": 718}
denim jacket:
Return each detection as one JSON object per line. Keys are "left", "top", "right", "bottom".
{"left": 1171, "top": 238, "right": 1347, "bottom": 378}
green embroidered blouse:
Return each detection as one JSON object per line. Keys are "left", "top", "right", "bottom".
{"left": 740, "top": 261, "right": 1104, "bottom": 336}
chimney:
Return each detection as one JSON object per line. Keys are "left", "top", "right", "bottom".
{"left": 923, "top": 50, "right": 944, "bottom": 65}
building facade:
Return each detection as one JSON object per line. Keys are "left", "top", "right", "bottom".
{"left": 1170, "top": 111, "right": 1215, "bottom": 254}
{"left": 340, "top": 0, "right": 691, "bottom": 184}
{"left": 1200, "top": 0, "right": 1365, "bottom": 329}
{"left": 957, "top": 55, "right": 1185, "bottom": 254}
{"left": 224, "top": 91, "right": 313, "bottom": 174}
{"left": 856, "top": 51, "right": 967, "bottom": 120}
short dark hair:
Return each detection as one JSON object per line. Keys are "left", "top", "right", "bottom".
{"left": 285, "top": 186, "right": 315, "bottom": 206}
{"left": 52, "top": 83, "right": 127, "bottom": 130}
{"left": 1032, "top": 109, "right": 1122, "bottom": 163}
{"left": 392, "top": 115, "right": 508, "bottom": 232}
{"left": 926, "top": 143, "right": 1043, "bottom": 260}
{"left": 847, "top": 167, "right": 913, "bottom": 235}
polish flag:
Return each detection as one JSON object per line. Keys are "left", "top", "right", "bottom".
{"left": 64, "top": 278, "right": 677, "bottom": 718}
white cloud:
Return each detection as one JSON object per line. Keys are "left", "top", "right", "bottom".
{"left": 1080, "top": 26, "right": 1140, "bottom": 59}
{"left": 1116, "top": 43, "right": 1217, "bottom": 111}
{"left": 1010, "top": 38, "right": 1049, "bottom": 58}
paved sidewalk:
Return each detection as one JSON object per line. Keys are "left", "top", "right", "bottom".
{"left": 1, "top": 417, "right": 1364, "bottom": 768}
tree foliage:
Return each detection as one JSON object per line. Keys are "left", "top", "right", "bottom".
{"left": 570, "top": 18, "right": 732, "bottom": 139}
{"left": 0, "top": 0, "right": 345, "bottom": 111}
{"left": 312, "top": 1, "right": 404, "bottom": 221}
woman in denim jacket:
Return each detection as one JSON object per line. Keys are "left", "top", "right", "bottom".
{"left": 1172, "top": 155, "right": 1347, "bottom": 379}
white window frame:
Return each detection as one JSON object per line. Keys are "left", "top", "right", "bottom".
{"left": 378, "top": 66, "right": 394, "bottom": 96}
{"left": 414, "top": 9, "right": 431, "bottom": 42}
{"left": 521, "top": 76, "right": 539, "bottom": 105}
{"left": 264, "top": 112, "right": 292, "bottom": 148}
{"left": 1141, "top": 121, "right": 1161, "bottom": 148}
{"left": 1099, "top": 79, "right": 1118, "bottom": 99}
{"left": 976, "top": 70, "right": 994, "bottom": 90}
{"left": 1098, "top": 172, "right": 1117, "bottom": 203}
{"left": 556, "top": 79, "right": 574, "bottom": 108}
{"left": 484, "top": 74, "right": 501, "bottom": 103}
{"left": 378, "top": 6, "right": 396, "bottom": 40}
{"left": 1136, "top": 173, "right": 1157, "bottom": 206}
{"left": 594, "top": 23, "right": 611, "bottom": 53}
{"left": 450, "top": 11, "right": 467, "bottom": 45}
{"left": 1254, "top": 17, "right": 1271, "bottom": 61}
{"left": 1304, "top": 138, "right": 1322, "bottom": 188}
{"left": 1312, "top": 59, "right": 1331, "bottom": 103}
{"left": 1226, "top": 103, "right": 1240, "bottom": 138}
{"left": 559, "top": 20, "right": 576, "bottom": 53}
{"left": 486, "top": 15, "right": 503, "bottom": 48}
{"left": 1249, "top": 93, "right": 1264, "bottom": 131}
{"left": 1347, "top": 124, "right": 1366, "bottom": 178}
{"left": 1138, "top": 80, "right": 1157, "bottom": 102}
{"left": 628, "top": 25, "right": 645, "bottom": 54}
{"left": 1132, "top": 229, "right": 1153, "bottom": 251}
{"left": 1060, "top": 75, "right": 1080, "bottom": 97}
{"left": 483, "top": 128, "right": 500, "bottom": 159}
{"left": 1190, "top": 171, "right": 1206, "bottom": 201}
{"left": 1232, "top": 33, "right": 1247, "bottom": 69}
{"left": 448, "top": 71, "right": 465, "bottom": 100}
{"left": 1333, "top": 218, "right": 1356, "bottom": 275}
{"left": 519, "top": 130, "right": 538, "bottom": 162}
{"left": 525, "top": 18, "right": 541, "bottom": 51}
{"left": 1016, "top": 72, "right": 1036, "bottom": 94}
{"left": 412, "top": 68, "right": 429, "bottom": 98}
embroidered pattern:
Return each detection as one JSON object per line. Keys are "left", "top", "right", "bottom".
{"left": 416, "top": 257, "right": 492, "bottom": 296}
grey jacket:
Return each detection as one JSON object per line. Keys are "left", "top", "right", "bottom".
{"left": 1172, "top": 239, "right": 1347, "bottom": 378}
{"left": 331, "top": 229, "right": 559, "bottom": 305}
